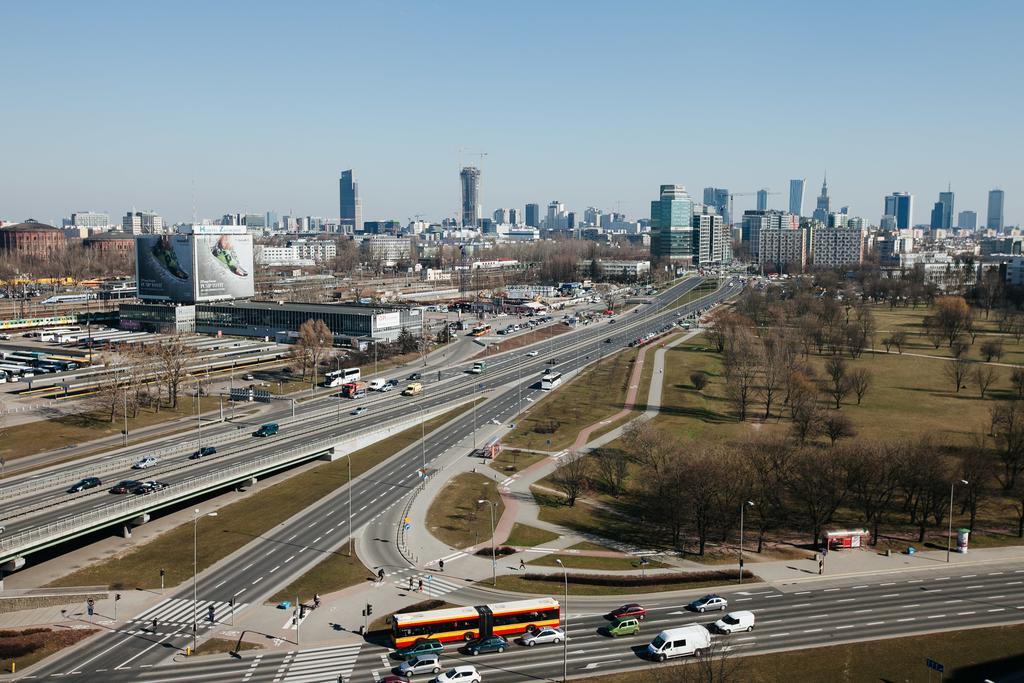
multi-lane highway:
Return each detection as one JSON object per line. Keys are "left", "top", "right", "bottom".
{"left": 26, "top": 276, "right": 736, "bottom": 677}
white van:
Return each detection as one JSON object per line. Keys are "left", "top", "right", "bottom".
{"left": 713, "top": 610, "right": 755, "bottom": 634}
{"left": 646, "top": 625, "right": 711, "bottom": 662}
{"left": 367, "top": 378, "right": 387, "bottom": 391}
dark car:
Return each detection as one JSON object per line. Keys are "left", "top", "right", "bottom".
{"left": 547, "top": 358, "right": 558, "bottom": 364}
{"left": 132, "top": 480, "right": 168, "bottom": 495}
{"left": 408, "top": 372, "right": 422, "bottom": 381}
{"left": 609, "top": 603, "right": 647, "bottom": 621}
{"left": 67, "top": 477, "right": 101, "bottom": 493}
{"left": 388, "top": 378, "right": 400, "bottom": 386}
{"left": 253, "top": 423, "right": 279, "bottom": 437}
{"left": 394, "top": 638, "right": 443, "bottom": 660}
{"left": 190, "top": 446, "right": 217, "bottom": 460}
{"left": 109, "top": 480, "right": 142, "bottom": 494}
{"left": 604, "top": 337, "right": 613, "bottom": 343}
{"left": 465, "top": 634, "right": 509, "bottom": 656}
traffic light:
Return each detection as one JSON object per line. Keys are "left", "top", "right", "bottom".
{"left": 160, "top": 568, "right": 165, "bottom": 577}
{"left": 366, "top": 603, "right": 373, "bottom": 616}
{"left": 115, "top": 593, "right": 121, "bottom": 601}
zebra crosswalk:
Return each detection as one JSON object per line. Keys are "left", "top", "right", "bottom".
{"left": 272, "top": 643, "right": 361, "bottom": 683}
{"left": 392, "top": 571, "right": 466, "bottom": 598}
{"left": 132, "top": 598, "right": 249, "bottom": 627}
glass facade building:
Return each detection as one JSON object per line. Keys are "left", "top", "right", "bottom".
{"left": 650, "top": 185, "right": 695, "bottom": 262}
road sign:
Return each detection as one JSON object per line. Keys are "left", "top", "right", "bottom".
{"left": 926, "top": 659, "right": 944, "bottom": 673}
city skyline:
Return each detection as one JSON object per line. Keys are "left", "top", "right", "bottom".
{"left": 0, "top": 2, "right": 1019, "bottom": 225}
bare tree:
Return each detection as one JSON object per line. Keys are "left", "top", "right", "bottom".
{"left": 154, "top": 336, "right": 195, "bottom": 409}
{"left": 824, "top": 355, "right": 851, "bottom": 409}
{"left": 990, "top": 401, "right": 1024, "bottom": 490}
{"left": 723, "top": 328, "right": 760, "bottom": 421}
{"left": 823, "top": 413, "right": 856, "bottom": 446}
{"left": 844, "top": 442, "right": 899, "bottom": 544}
{"left": 1012, "top": 368, "right": 1024, "bottom": 400}
{"left": 89, "top": 357, "right": 126, "bottom": 423}
{"left": 788, "top": 447, "right": 849, "bottom": 546}
{"left": 980, "top": 339, "right": 1005, "bottom": 362}
{"left": 550, "top": 451, "right": 590, "bottom": 506}
{"left": 934, "top": 296, "right": 972, "bottom": 346}
{"left": 788, "top": 371, "right": 821, "bottom": 444}
{"left": 743, "top": 439, "right": 794, "bottom": 552}
{"left": 592, "top": 448, "right": 629, "bottom": 496}
{"left": 959, "top": 445, "right": 996, "bottom": 533}
{"left": 944, "top": 356, "right": 971, "bottom": 393}
{"left": 848, "top": 367, "right": 873, "bottom": 405}
{"left": 758, "top": 333, "right": 786, "bottom": 419}
{"left": 973, "top": 364, "right": 998, "bottom": 399}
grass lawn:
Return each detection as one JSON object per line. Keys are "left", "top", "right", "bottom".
{"left": 193, "top": 637, "right": 263, "bottom": 656}
{"left": 665, "top": 280, "right": 721, "bottom": 312}
{"left": 47, "top": 403, "right": 474, "bottom": 590}
{"left": 470, "top": 324, "right": 569, "bottom": 359}
{"left": 503, "top": 349, "right": 639, "bottom": 451}
{"left": 578, "top": 623, "right": 1024, "bottom": 683}
{"left": 266, "top": 548, "right": 374, "bottom": 605}
{"left": 528, "top": 553, "right": 671, "bottom": 571}
{"left": 481, "top": 572, "right": 758, "bottom": 596}
{"left": 0, "top": 627, "right": 98, "bottom": 674}
{"left": 487, "top": 449, "right": 545, "bottom": 474}
{"left": 426, "top": 472, "right": 504, "bottom": 549}
{"left": 503, "top": 523, "right": 559, "bottom": 547}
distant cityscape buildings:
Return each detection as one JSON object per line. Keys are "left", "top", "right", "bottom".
{"left": 339, "top": 169, "right": 362, "bottom": 232}
{"left": 702, "top": 188, "right": 729, "bottom": 226}
{"left": 884, "top": 192, "right": 914, "bottom": 230}
{"left": 122, "top": 210, "right": 163, "bottom": 235}
{"left": 988, "top": 189, "right": 1005, "bottom": 231}
{"left": 930, "top": 187, "right": 955, "bottom": 230}
{"left": 812, "top": 176, "right": 831, "bottom": 223}
{"left": 958, "top": 210, "right": 977, "bottom": 230}
{"left": 524, "top": 203, "right": 540, "bottom": 228}
{"left": 460, "top": 166, "right": 482, "bottom": 227}
{"left": 756, "top": 189, "right": 769, "bottom": 211}
{"left": 789, "top": 179, "right": 805, "bottom": 216}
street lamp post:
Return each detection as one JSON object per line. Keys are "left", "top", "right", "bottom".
{"left": 192, "top": 509, "right": 218, "bottom": 655}
{"left": 739, "top": 500, "right": 754, "bottom": 584}
{"left": 947, "top": 479, "right": 969, "bottom": 562}
{"left": 478, "top": 499, "right": 497, "bottom": 586}
{"left": 555, "top": 559, "right": 568, "bottom": 683}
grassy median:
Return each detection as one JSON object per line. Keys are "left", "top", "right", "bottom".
{"left": 47, "top": 402, "right": 476, "bottom": 590}
{"left": 426, "top": 472, "right": 504, "bottom": 549}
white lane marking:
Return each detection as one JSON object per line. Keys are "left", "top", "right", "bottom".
{"left": 881, "top": 594, "right": 899, "bottom": 598}
{"left": 879, "top": 582, "right": 896, "bottom": 586}
{"left": 945, "top": 599, "right": 964, "bottom": 604}
{"left": 823, "top": 588, "right": 840, "bottom": 592}
{"left": 852, "top": 585, "right": 868, "bottom": 589}
{"left": 866, "top": 621, "right": 885, "bottom": 626}
{"left": 269, "top": 565, "right": 281, "bottom": 574}
{"left": 927, "top": 614, "right": 946, "bottom": 619}
{"left": 990, "top": 572, "right": 1005, "bottom": 576}
{"left": 988, "top": 608, "right": 1006, "bottom": 613}
{"left": 907, "top": 579, "right": 922, "bottom": 584}
{"left": 896, "top": 617, "right": 916, "bottom": 623}
{"left": 966, "top": 585, "right": 984, "bottom": 589}
{"left": 835, "top": 625, "right": 854, "bottom": 630}
{"left": 252, "top": 577, "right": 264, "bottom": 585}
{"left": 989, "top": 595, "right": 1006, "bottom": 599}
{"left": 837, "top": 598, "right": 855, "bottom": 603}
{"left": 957, "top": 611, "right": 976, "bottom": 616}
{"left": 794, "top": 591, "right": 811, "bottom": 595}
{"left": 1008, "top": 581, "right": 1023, "bottom": 586}
{"left": 768, "top": 633, "right": 790, "bottom": 638}
{"left": 854, "top": 609, "right": 872, "bottom": 614}
{"left": 803, "top": 628, "right": 822, "bottom": 633}
{"left": 791, "top": 603, "right": 811, "bottom": 608}
{"left": 934, "top": 577, "right": 950, "bottom": 581}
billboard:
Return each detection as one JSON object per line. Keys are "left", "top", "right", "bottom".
{"left": 193, "top": 233, "right": 255, "bottom": 302}
{"left": 136, "top": 234, "right": 196, "bottom": 302}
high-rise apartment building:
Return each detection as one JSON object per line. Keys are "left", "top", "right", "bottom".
{"left": 988, "top": 189, "right": 1005, "bottom": 231}
{"left": 524, "top": 203, "right": 540, "bottom": 228}
{"left": 756, "top": 189, "right": 769, "bottom": 211}
{"left": 958, "top": 210, "right": 977, "bottom": 230}
{"left": 759, "top": 225, "right": 807, "bottom": 274}
{"left": 884, "top": 192, "right": 914, "bottom": 230}
{"left": 122, "top": 210, "right": 162, "bottom": 235}
{"left": 741, "top": 210, "right": 799, "bottom": 262}
{"left": 71, "top": 211, "right": 111, "bottom": 230}
{"left": 650, "top": 184, "right": 695, "bottom": 262}
{"left": 339, "top": 170, "right": 362, "bottom": 232}
{"left": 702, "top": 187, "right": 730, "bottom": 226}
{"left": 460, "top": 167, "right": 482, "bottom": 227}
{"left": 789, "top": 179, "right": 805, "bottom": 216}
{"left": 810, "top": 224, "right": 864, "bottom": 268}
{"left": 692, "top": 205, "right": 728, "bottom": 265}
{"left": 812, "top": 176, "right": 831, "bottom": 223}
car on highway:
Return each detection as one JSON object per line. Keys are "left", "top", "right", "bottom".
{"left": 606, "top": 617, "right": 640, "bottom": 637}
{"left": 132, "top": 456, "right": 158, "bottom": 469}
{"left": 433, "top": 665, "right": 481, "bottom": 683}
{"left": 646, "top": 625, "right": 711, "bottom": 661}
{"left": 525, "top": 350, "right": 538, "bottom": 357}
{"left": 132, "top": 480, "right": 168, "bottom": 495}
{"left": 395, "top": 638, "right": 443, "bottom": 660}
{"left": 243, "top": 373, "right": 255, "bottom": 381}
{"left": 109, "top": 480, "right": 142, "bottom": 494}
{"left": 688, "top": 594, "right": 728, "bottom": 613}
{"left": 351, "top": 406, "right": 367, "bottom": 416}
{"left": 713, "top": 610, "right": 755, "bottom": 634}
{"left": 378, "top": 383, "right": 393, "bottom": 392}
{"left": 546, "top": 358, "right": 558, "bottom": 364}
{"left": 397, "top": 653, "right": 442, "bottom": 676}
{"left": 254, "top": 423, "right": 279, "bottom": 437}
{"left": 604, "top": 337, "right": 613, "bottom": 343}
{"left": 190, "top": 446, "right": 217, "bottom": 459}
{"left": 609, "top": 603, "right": 647, "bottom": 621}
{"left": 67, "top": 477, "right": 102, "bottom": 493}
{"left": 465, "top": 634, "right": 509, "bottom": 655}
{"left": 519, "top": 627, "right": 564, "bottom": 647}
{"left": 387, "top": 378, "right": 400, "bottom": 387}
{"left": 408, "top": 372, "right": 422, "bottom": 381}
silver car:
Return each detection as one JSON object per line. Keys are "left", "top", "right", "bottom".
{"left": 520, "top": 627, "right": 564, "bottom": 647}
{"left": 398, "top": 653, "right": 441, "bottom": 676}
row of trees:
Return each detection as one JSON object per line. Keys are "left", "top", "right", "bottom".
{"left": 89, "top": 337, "right": 197, "bottom": 422}
{"left": 0, "top": 243, "right": 133, "bottom": 294}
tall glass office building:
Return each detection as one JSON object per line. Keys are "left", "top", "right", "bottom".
{"left": 339, "top": 170, "right": 362, "bottom": 232}
{"left": 988, "top": 189, "right": 1005, "bottom": 231}
{"left": 789, "top": 179, "right": 805, "bottom": 216}
{"left": 651, "top": 185, "right": 694, "bottom": 262}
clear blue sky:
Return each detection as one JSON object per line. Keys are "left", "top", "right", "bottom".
{"left": 1, "top": 1, "right": 1020, "bottom": 226}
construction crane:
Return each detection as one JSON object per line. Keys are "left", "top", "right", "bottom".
{"left": 728, "top": 189, "right": 781, "bottom": 225}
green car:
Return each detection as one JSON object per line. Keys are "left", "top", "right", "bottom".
{"left": 607, "top": 618, "right": 641, "bottom": 637}
{"left": 395, "top": 638, "right": 443, "bottom": 660}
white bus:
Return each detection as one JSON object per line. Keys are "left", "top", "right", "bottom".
{"left": 323, "top": 367, "right": 361, "bottom": 388}
{"left": 541, "top": 372, "right": 562, "bottom": 391}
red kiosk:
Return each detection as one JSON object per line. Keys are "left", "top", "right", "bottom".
{"left": 825, "top": 529, "right": 870, "bottom": 550}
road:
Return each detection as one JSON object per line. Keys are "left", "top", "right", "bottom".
{"left": 23, "top": 276, "right": 739, "bottom": 678}
{"left": 33, "top": 562, "right": 1024, "bottom": 681}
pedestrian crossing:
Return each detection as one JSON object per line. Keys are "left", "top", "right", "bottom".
{"left": 272, "top": 643, "right": 361, "bottom": 683}
{"left": 132, "top": 598, "right": 249, "bottom": 627}
{"left": 392, "top": 571, "right": 466, "bottom": 598}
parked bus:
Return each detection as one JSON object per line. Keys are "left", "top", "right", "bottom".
{"left": 0, "top": 363, "right": 34, "bottom": 378}
{"left": 470, "top": 324, "right": 491, "bottom": 337}
{"left": 323, "top": 367, "right": 361, "bottom": 388}
{"left": 341, "top": 381, "right": 367, "bottom": 399}
{"left": 541, "top": 372, "right": 562, "bottom": 391}
{"left": 391, "top": 597, "right": 560, "bottom": 648}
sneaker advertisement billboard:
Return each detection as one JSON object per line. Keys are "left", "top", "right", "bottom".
{"left": 136, "top": 234, "right": 195, "bottom": 302}
{"left": 193, "top": 233, "right": 255, "bottom": 301}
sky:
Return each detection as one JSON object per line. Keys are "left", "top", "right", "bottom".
{"left": 1, "top": 1, "right": 1020, "bottom": 226}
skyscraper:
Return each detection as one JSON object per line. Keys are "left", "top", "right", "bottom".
{"left": 525, "top": 203, "right": 540, "bottom": 227}
{"left": 650, "top": 184, "right": 695, "bottom": 262}
{"left": 756, "top": 189, "right": 768, "bottom": 211}
{"left": 702, "top": 187, "right": 730, "bottom": 225}
{"left": 508, "top": 208, "right": 520, "bottom": 225}
{"left": 988, "top": 189, "right": 1005, "bottom": 231}
{"left": 789, "top": 179, "right": 805, "bottom": 216}
{"left": 958, "top": 210, "right": 977, "bottom": 230}
{"left": 884, "top": 192, "right": 914, "bottom": 230}
{"left": 460, "top": 167, "right": 481, "bottom": 227}
{"left": 339, "top": 170, "right": 362, "bottom": 232}
{"left": 812, "top": 175, "right": 831, "bottom": 223}
{"left": 930, "top": 188, "right": 954, "bottom": 229}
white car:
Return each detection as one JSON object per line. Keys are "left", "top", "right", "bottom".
{"left": 713, "top": 610, "right": 755, "bottom": 634}
{"left": 525, "top": 351, "right": 538, "bottom": 357}
{"left": 132, "top": 456, "right": 159, "bottom": 469}
{"left": 434, "top": 665, "right": 481, "bottom": 683}
{"left": 520, "top": 627, "right": 564, "bottom": 647}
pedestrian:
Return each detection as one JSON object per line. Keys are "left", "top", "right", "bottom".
{"left": 152, "top": 618, "right": 158, "bottom": 633}
{"left": 438, "top": 559, "right": 444, "bottom": 572}
{"left": 314, "top": 593, "right": 321, "bottom": 609}
{"left": 519, "top": 559, "right": 526, "bottom": 571}
{"left": 378, "top": 568, "right": 385, "bottom": 582}
{"left": 818, "top": 559, "right": 824, "bottom": 575}
{"left": 408, "top": 576, "right": 414, "bottom": 591}
{"left": 418, "top": 579, "right": 423, "bottom": 592}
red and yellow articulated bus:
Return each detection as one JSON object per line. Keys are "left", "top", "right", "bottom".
{"left": 391, "top": 597, "right": 560, "bottom": 647}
